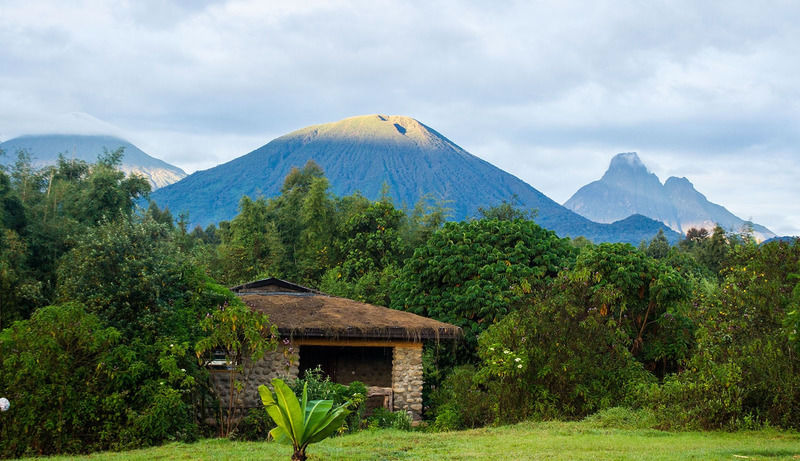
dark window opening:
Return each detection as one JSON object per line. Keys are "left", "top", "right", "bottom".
{"left": 298, "top": 346, "right": 392, "bottom": 387}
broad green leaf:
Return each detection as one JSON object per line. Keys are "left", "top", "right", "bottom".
{"left": 302, "top": 399, "right": 334, "bottom": 440}
{"left": 269, "top": 425, "right": 290, "bottom": 444}
{"left": 260, "top": 384, "right": 293, "bottom": 438}
{"left": 301, "top": 381, "right": 308, "bottom": 422}
{"left": 258, "top": 384, "right": 276, "bottom": 406}
{"left": 307, "top": 405, "right": 350, "bottom": 444}
{"left": 272, "top": 378, "right": 304, "bottom": 442}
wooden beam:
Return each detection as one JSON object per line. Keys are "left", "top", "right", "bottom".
{"left": 293, "top": 338, "right": 423, "bottom": 349}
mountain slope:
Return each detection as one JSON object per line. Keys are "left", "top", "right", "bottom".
{"left": 0, "top": 134, "right": 187, "bottom": 189}
{"left": 152, "top": 115, "right": 678, "bottom": 244}
{"left": 564, "top": 152, "right": 775, "bottom": 241}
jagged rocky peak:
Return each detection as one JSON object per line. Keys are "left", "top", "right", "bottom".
{"left": 601, "top": 152, "right": 661, "bottom": 186}
{"left": 608, "top": 152, "right": 647, "bottom": 170}
{"left": 565, "top": 152, "right": 777, "bottom": 242}
{"left": 664, "top": 176, "right": 694, "bottom": 190}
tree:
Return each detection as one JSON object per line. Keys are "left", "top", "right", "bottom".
{"left": 295, "top": 176, "right": 336, "bottom": 283}
{"left": 212, "top": 196, "right": 284, "bottom": 285}
{"left": 679, "top": 227, "right": 709, "bottom": 252}
{"left": 56, "top": 217, "right": 186, "bottom": 338}
{"left": 571, "top": 243, "right": 692, "bottom": 373}
{"left": 196, "top": 297, "right": 277, "bottom": 437}
{"left": 4, "top": 150, "right": 150, "bottom": 313}
{"left": 698, "top": 225, "right": 729, "bottom": 275}
{"left": 391, "top": 218, "right": 574, "bottom": 356}
{"left": 266, "top": 161, "right": 328, "bottom": 282}
{"left": 320, "top": 200, "right": 405, "bottom": 306}
{"left": 646, "top": 228, "right": 670, "bottom": 259}
{"left": 475, "top": 195, "right": 535, "bottom": 221}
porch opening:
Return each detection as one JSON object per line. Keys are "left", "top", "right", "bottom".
{"left": 298, "top": 345, "right": 393, "bottom": 387}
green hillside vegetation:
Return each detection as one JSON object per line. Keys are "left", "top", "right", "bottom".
{"left": 0, "top": 152, "right": 799, "bottom": 458}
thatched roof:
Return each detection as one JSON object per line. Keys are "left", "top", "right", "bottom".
{"left": 234, "top": 279, "right": 461, "bottom": 341}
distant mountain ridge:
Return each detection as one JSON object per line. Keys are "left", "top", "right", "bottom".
{"left": 152, "top": 114, "right": 678, "bottom": 244}
{"left": 564, "top": 152, "right": 775, "bottom": 242}
{"left": 0, "top": 134, "right": 187, "bottom": 190}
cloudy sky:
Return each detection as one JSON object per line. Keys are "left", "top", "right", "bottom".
{"left": 1, "top": 1, "right": 798, "bottom": 235}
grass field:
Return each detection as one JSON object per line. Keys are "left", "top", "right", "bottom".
{"left": 31, "top": 420, "right": 800, "bottom": 461}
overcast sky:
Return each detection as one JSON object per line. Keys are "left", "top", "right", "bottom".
{"left": 1, "top": 1, "right": 798, "bottom": 235}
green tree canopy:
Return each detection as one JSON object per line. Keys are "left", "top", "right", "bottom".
{"left": 570, "top": 243, "right": 692, "bottom": 371}
{"left": 391, "top": 218, "right": 574, "bottom": 354}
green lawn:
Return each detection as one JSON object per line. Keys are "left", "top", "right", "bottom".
{"left": 30, "top": 421, "right": 800, "bottom": 461}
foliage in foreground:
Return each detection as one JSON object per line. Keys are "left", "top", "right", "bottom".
{"left": 259, "top": 378, "right": 351, "bottom": 461}
{"left": 289, "top": 368, "right": 367, "bottom": 434}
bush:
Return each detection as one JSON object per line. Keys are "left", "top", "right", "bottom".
{"left": 0, "top": 304, "right": 125, "bottom": 457}
{"left": 127, "top": 386, "right": 199, "bottom": 447}
{"left": 231, "top": 407, "right": 275, "bottom": 441}
{"left": 474, "top": 275, "right": 655, "bottom": 424}
{"left": 643, "top": 241, "right": 800, "bottom": 430}
{"left": 366, "top": 407, "right": 412, "bottom": 431}
{"left": 428, "top": 365, "right": 492, "bottom": 429}
{"left": 640, "top": 359, "right": 744, "bottom": 430}
{"left": 430, "top": 406, "right": 462, "bottom": 432}
{"left": 291, "top": 367, "right": 367, "bottom": 433}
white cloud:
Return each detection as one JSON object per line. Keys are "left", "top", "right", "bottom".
{"left": 0, "top": 0, "right": 798, "bottom": 235}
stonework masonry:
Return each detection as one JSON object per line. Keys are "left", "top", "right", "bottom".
{"left": 391, "top": 344, "right": 424, "bottom": 421}
{"left": 210, "top": 341, "right": 425, "bottom": 421}
{"left": 210, "top": 344, "right": 299, "bottom": 410}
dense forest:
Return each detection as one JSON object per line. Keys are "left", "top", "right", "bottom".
{"left": 0, "top": 150, "right": 798, "bottom": 457}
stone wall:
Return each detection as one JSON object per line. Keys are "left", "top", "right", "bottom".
{"left": 210, "top": 340, "right": 426, "bottom": 422}
{"left": 391, "top": 345, "right": 424, "bottom": 421}
{"left": 210, "top": 343, "right": 299, "bottom": 410}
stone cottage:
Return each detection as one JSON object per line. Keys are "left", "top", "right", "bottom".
{"left": 210, "top": 278, "right": 461, "bottom": 421}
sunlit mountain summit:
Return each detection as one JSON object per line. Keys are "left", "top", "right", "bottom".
{"left": 152, "top": 115, "right": 677, "bottom": 243}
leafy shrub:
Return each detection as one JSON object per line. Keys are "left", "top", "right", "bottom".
{"left": 0, "top": 303, "right": 125, "bottom": 457}
{"left": 127, "top": 386, "right": 198, "bottom": 447}
{"left": 366, "top": 407, "right": 412, "bottom": 431}
{"left": 291, "top": 367, "right": 367, "bottom": 433}
{"left": 428, "top": 365, "right": 491, "bottom": 429}
{"left": 475, "top": 272, "right": 656, "bottom": 424}
{"left": 430, "top": 406, "right": 462, "bottom": 432}
{"left": 643, "top": 240, "right": 800, "bottom": 430}
{"left": 640, "top": 359, "right": 744, "bottom": 430}
{"left": 231, "top": 407, "right": 276, "bottom": 441}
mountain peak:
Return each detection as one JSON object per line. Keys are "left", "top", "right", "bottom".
{"left": 565, "top": 153, "right": 776, "bottom": 242}
{"left": 0, "top": 134, "right": 186, "bottom": 189}
{"left": 608, "top": 152, "right": 647, "bottom": 171}
{"left": 151, "top": 115, "right": 677, "bottom": 244}
{"left": 664, "top": 176, "right": 694, "bottom": 189}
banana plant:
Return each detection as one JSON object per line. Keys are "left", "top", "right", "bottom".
{"left": 258, "top": 378, "right": 350, "bottom": 461}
